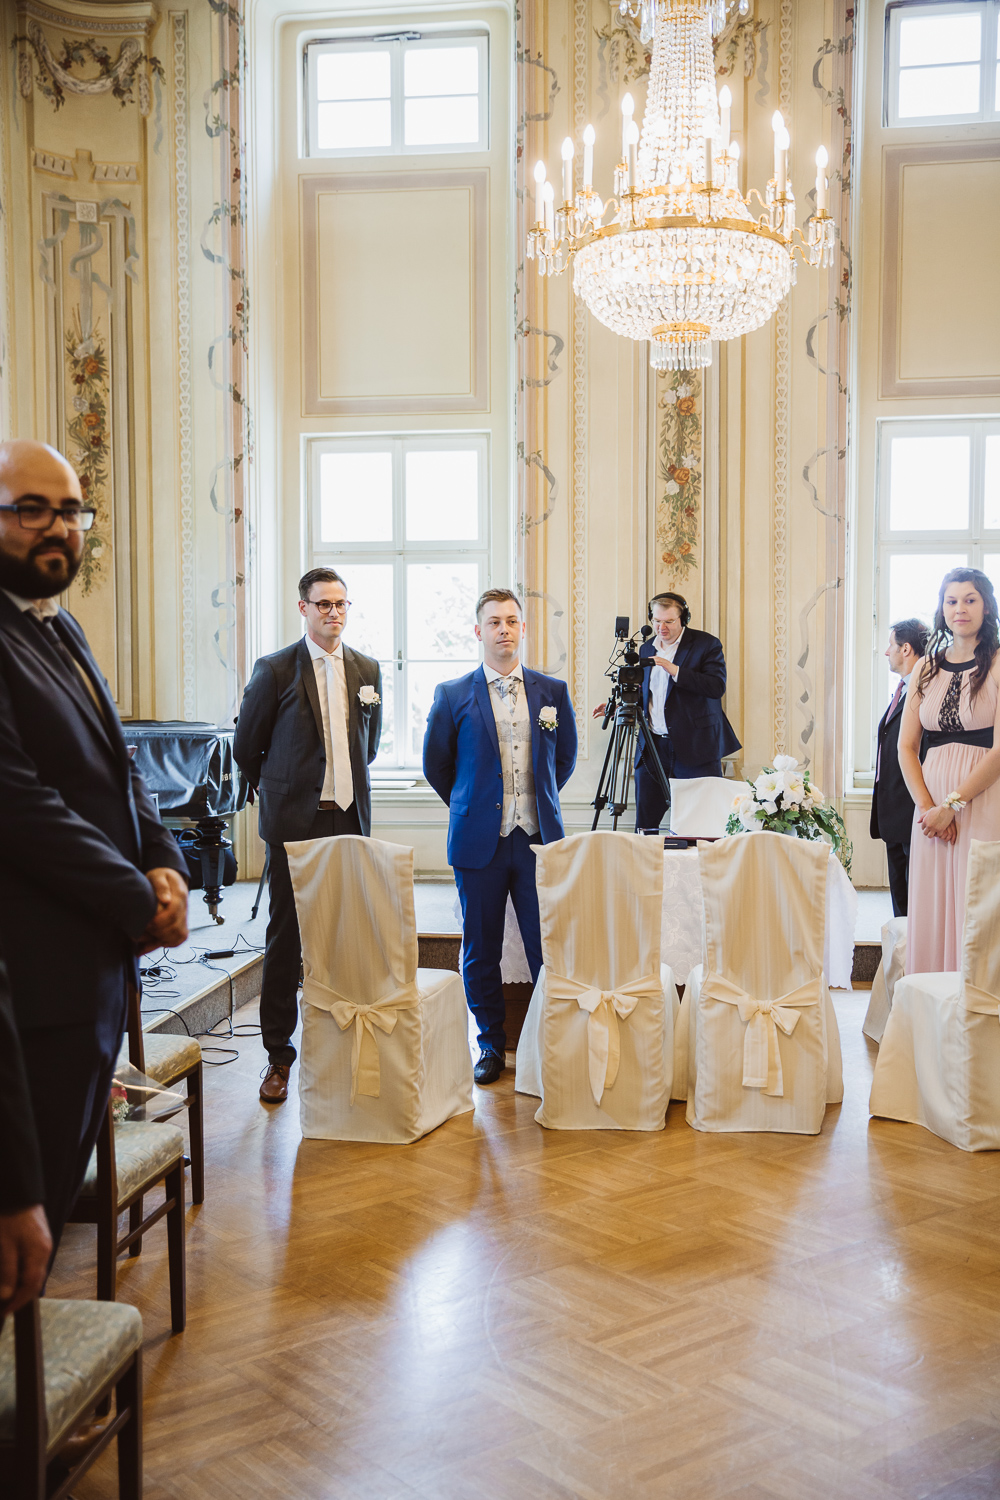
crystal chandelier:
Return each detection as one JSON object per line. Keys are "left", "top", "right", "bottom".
{"left": 527, "top": 0, "right": 835, "bottom": 371}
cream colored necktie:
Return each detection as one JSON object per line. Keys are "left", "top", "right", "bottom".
{"left": 323, "top": 654, "right": 354, "bottom": 810}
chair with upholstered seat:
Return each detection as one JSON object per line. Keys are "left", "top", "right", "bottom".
{"left": 683, "top": 831, "right": 843, "bottom": 1134}
{"left": 69, "top": 1102, "right": 187, "bottom": 1333}
{"left": 870, "top": 839, "right": 1000, "bottom": 1151}
{"left": 515, "top": 831, "right": 679, "bottom": 1130}
{"left": 0, "top": 1297, "right": 142, "bottom": 1500}
{"left": 119, "top": 982, "right": 204, "bottom": 1204}
{"left": 286, "top": 834, "right": 474, "bottom": 1144}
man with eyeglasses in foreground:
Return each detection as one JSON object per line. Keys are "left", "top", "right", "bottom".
{"left": 0, "top": 438, "right": 189, "bottom": 1258}
{"left": 235, "top": 567, "right": 382, "bottom": 1101}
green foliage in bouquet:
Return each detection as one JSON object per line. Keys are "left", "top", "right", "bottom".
{"left": 725, "top": 753, "right": 853, "bottom": 878}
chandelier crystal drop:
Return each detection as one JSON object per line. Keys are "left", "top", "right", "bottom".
{"left": 526, "top": 0, "right": 835, "bottom": 372}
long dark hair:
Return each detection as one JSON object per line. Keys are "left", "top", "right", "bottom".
{"left": 918, "top": 567, "right": 1000, "bottom": 700}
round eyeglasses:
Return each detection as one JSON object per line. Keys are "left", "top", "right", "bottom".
{"left": 310, "top": 598, "right": 352, "bottom": 615}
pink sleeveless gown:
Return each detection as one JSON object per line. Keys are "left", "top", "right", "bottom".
{"left": 907, "top": 660, "right": 1000, "bottom": 974}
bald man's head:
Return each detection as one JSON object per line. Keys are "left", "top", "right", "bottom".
{"left": 0, "top": 440, "right": 86, "bottom": 599}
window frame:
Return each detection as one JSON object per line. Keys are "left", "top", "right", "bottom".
{"left": 306, "top": 433, "right": 491, "bottom": 771}
{"left": 304, "top": 31, "right": 490, "bottom": 160}
{"left": 872, "top": 416, "right": 1000, "bottom": 753}
{"left": 885, "top": 0, "right": 1000, "bottom": 128}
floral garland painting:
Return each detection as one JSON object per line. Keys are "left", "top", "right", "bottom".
{"left": 65, "top": 317, "right": 111, "bottom": 595}
{"left": 655, "top": 370, "right": 701, "bottom": 583}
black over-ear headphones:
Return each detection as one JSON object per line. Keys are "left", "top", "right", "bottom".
{"left": 647, "top": 592, "right": 691, "bottom": 628}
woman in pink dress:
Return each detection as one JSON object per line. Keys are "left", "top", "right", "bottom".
{"left": 899, "top": 568, "right": 1000, "bottom": 973}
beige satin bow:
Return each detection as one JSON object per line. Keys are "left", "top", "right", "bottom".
{"left": 547, "top": 971, "right": 662, "bottom": 1105}
{"left": 302, "top": 977, "right": 418, "bottom": 1104}
{"left": 703, "top": 972, "right": 821, "bottom": 1097}
{"left": 962, "top": 982, "right": 1000, "bottom": 1017}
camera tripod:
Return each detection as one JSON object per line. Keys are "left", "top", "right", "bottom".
{"left": 591, "top": 684, "right": 673, "bottom": 831}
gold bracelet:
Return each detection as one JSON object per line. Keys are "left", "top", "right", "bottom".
{"left": 944, "top": 791, "right": 966, "bottom": 812}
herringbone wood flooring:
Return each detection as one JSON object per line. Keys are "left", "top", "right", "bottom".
{"left": 52, "top": 991, "right": 1000, "bottom": 1499}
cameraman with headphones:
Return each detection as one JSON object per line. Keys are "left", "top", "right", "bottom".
{"left": 633, "top": 592, "right": 740, "bottom": 833}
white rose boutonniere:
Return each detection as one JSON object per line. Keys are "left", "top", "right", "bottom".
{"left": 538, "top": 705, "right": 559, "bottom": 731}
{"left": 358, "top": 685, "right": 380, "bottom": 707}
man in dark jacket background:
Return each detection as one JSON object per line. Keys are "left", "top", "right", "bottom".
{"left": 0, "top": 440, "right": 189, "bottom": 1254}
{"left": 234, "top": 567, "right": 382, "bottom": 1102}
{"left": 871, "top": 617, "right": 929, "bottom": 916}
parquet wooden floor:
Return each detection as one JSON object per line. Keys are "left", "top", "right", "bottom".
{"left": 50, "top": 990, "right": 1000, "bottom": 1500}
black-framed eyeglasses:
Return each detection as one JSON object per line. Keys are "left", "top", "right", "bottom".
{"left": 0, "top": 501, "right": 97, "bottom": 533}
{"left": 310, "top": 598, "right": 351, "bottom": 615}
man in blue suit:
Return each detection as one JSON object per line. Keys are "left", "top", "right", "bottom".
{"left": 634, "top": 592, "right": 740, "bottom": 833}
{"left": 423, "top": 589, "right": 577, "bottom": 1084}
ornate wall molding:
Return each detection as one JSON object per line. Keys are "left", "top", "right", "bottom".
{"left": 19, "top": 1, "right": 158, "bottom": 36}
{"left": 172, "top": 11, "right": 195, "bottom": 720}
{"left": 772, "top": 0, "right": 793, "bottom": 755}
{"left": 32, "top": 148, "right": 73, "bottom": 176}
{"left": 572, "top": 0, "right": 589, "bottom": 754}
{"left": 14, "top": 19, "right": 164, "bottom": 113}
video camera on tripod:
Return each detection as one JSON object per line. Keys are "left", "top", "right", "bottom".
{"left": 592, "top": 617, "right": 672, "bottom": 830}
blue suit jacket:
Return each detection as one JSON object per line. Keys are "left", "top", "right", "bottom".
{"left": 638, "top": 628, "right": 741, "bottom": 767}
{"left": 423, "top": 665, "right": 578, "bottom": 870}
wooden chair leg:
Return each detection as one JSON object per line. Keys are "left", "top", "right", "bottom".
{"left": 115, "top": 1348, "right": 143, "bottom": 1500}
{"left": 165, "top": 1161, "right": 186, "bottom": 1334}
{"left": 96, "top": 1204, "right": 117, "bottom": 1304}
{"left": 13, "top": 1303, "right": 46, "bottom": 1500}
{"left": 128, "top": 1198, "right": 143, "bottom": 1257}
{"left": 188, "top": 1063, "right": 204, "bottom": 1205}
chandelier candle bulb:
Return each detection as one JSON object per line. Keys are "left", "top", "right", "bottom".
{"left": 561, "top": 137, "right": 575, "bottom": 204}
{"left": 815, "top": 145, "right": 828, "bottom": 214}
{"left": 533, "top": 160, "right": 546, "bottom": 226}
{"left": 627, "top": 121, "right": 640, "bottom": 190}
{"left": 703, "top": 126, "right": 714, "bottom": 189}
{"left": 583, "top": 123, "right": 595, "bottom": 189}
{"left": 621, "top": 92, "right": 635, "bottom": 161}
{"left": 776, "top": 127, "right": 789, "bottom": 198}
{"left": 718, "top": 84, "right": 732, "bottom": 151}
{"left": 543, "top": 180, "right": 555, "bottom": 236}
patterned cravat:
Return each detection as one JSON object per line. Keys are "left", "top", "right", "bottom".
{"left": 494, "top": 676, "right": 519, "bottom": 711}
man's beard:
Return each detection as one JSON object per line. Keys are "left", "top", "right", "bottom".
{"left": 0, "top": 540, "right": 81, "bottom": 599}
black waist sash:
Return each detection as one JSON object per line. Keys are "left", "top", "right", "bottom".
{"left": 925, "top": 727, "right": 994, "bottom": 750}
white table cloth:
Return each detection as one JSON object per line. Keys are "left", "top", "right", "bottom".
{"left": 461, "top": 843, "right": 857, "bottom": 990}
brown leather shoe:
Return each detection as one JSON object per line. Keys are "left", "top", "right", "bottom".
{"left": 259, "top": 1063, "right": 290, "bottom": 1102}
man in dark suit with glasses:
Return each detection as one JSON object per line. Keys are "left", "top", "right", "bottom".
{"left": 0, "top": 439, "right": 189, "bottom": 1255}
{"left": 235, "top": 568, "right": 382, "bottom": 1102}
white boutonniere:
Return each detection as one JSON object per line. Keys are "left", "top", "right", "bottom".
{"left": 538, "top": 705, "right": 559, "bottom": 731}
{"left": 358, "top": 684, "right": 380, "bottom": 707}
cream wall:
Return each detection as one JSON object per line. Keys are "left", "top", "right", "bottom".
{"left": 846, "top": 0, "right": 1000, "bottom": 886}
{"left": 1, "top": 0, "right": 248, "bottom": 732}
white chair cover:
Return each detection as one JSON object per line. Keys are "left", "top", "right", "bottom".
{"left": 862, "top": 916, "right": 906, "bottom": 1044}
{"left": 869, "top": 840, "right": 1000, "bottom": 1151}
{"left": 668, "top": 777, "right": 736, "bottom": 838}
{"left": 286, "top": 835, "right": 473, "bottom": 1144}
{"left": 515, "top": 831, "right": 678, "bottom": 1130}
{"left": 682, "top": 831, "right": 843, "bottom": 1134}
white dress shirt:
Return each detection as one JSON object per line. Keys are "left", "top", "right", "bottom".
{"left": 649, "top": 628, "right": 684, "bottom": 736}
{"left": 305, "top": 632, "right": 354, "bottom": 810}
{"left": 483, "top": 662, "right": 539, "bottom": 837}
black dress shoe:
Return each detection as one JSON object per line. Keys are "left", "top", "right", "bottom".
{"left": 474, "top": 1050, "right": 505, "bottom": 1085}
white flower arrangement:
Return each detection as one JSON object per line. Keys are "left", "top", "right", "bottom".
{"left": 538, "top": 705, "right": 559, "bottom": 731}
{"left": 727, "top": 753, "right": 853, "bottom": 875}
{"left": 358, "top": 685, "right": 380, "bottom": 707}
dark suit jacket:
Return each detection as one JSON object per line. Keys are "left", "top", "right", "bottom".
{"left": 234, "top": 637, "right": 381, "bottom": 844}
{"left": 638, "top": 629, "right": 741, "bottom": 766}
{"left": 871, "top": 683, "right": 915, "bottom": 846}
{"left": 0, "top": 958, "right": 44, "bottom": 1213}
{"left": 423, "top": 666, "right": 577, "bottom": 869}
{"left": 0, "top": 593, "right": 188, "bottom": 1032}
